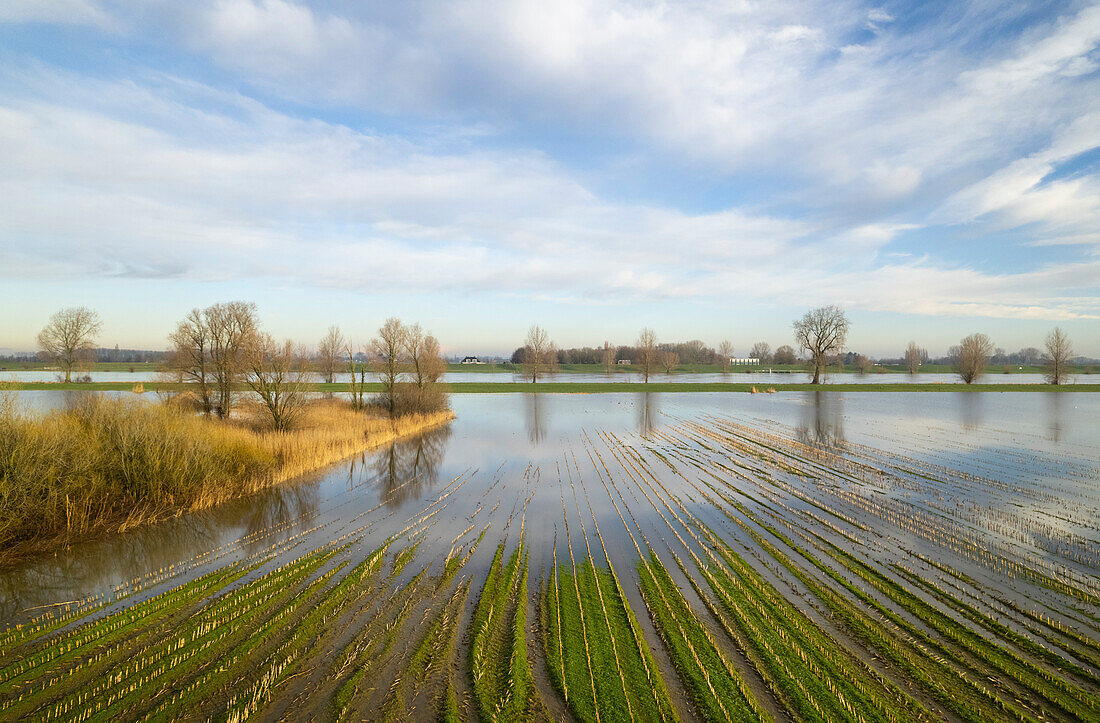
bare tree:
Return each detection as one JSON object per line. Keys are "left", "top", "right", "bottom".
{"left": 717, "top": 340, "right": 734, "bottom": 372}
{"left": 602, "top": 341, "right": 615, "bottom": 374}
{"left": 951, "top": 333, "right": 994, "bottom": 384}
{"left": 855, "top": 354, "right": 872, "bottom": 374}
{"left": 346, "top": 342, "right": 370, "bottom": 411}
{"left": 317, "top": 325, "right": 346, "bottom": 384}
{"left": 636, "top": 328, "right": 657, "bottom": 383}
{"left": 245, "top": 334, "right": 309, "bottom": 431}
{"left": 1044, "top": 327, "right": 1073, "bottom": 385}
{"left": 406, "top": 324, "right": 448, "bottom": 412}
{"left": 1019, "top": 347, "right": 1042, "bottom": 366}
{"left": 372, "top": 318, "right": 409, "bottom": 417}
{"left": 750, "top": 341, "right": 772, "bottom": 364}
{"left": 37, "top": 306, "right": 102, "bottom": 382}
{"left": 523, "top": 325, "right": 553, "bottom": 383}
{"left": 793, "top": 306, "right": 850, "bottom": 384}
{"left": 904, "top": 341, "right": 922, "bottom": 374}
{"left": 659, "top": 349, "right": 679, "bottom": 374}
{"left": 206, "top": 302, "right": 259, "bottom": 417}
{"left": 168, "top": 308, "right": 214, "bottom": 414}
{"left": 679, "top": 340, "right": 708, "bottom": 364}
{"left": 774, "top": 345, "right": 797, "bottom": 365}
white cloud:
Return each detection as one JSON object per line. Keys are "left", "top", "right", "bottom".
{"left": 0, "top": 64, "right": 1094, "bottom": 321}
{"left": 938, "top": 111, "right": 1100, "bottom": 246}
{"left": 1, "top": 2, "right": 1098, "bottom": 327}
{"left": 112, "top": 0, "right": 1093, "bottom": 225}
{"left": 0, "top": 0, "right": 109, "bottom": 26}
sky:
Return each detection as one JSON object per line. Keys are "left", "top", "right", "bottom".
{"left": 1, "top": 0, "right": 1098, "bottom": 358}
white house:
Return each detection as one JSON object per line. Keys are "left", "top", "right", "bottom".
{"left": 460, "top": 356, "right": 484, "bottom": 365}
{"left": 729, "top": 357, "right": 761, "bottom": 365}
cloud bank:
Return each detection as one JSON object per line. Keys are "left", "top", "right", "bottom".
{"left": 1, "top": 0, "right": 1098, "bottom": 327}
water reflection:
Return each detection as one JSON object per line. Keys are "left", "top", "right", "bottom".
{"left": 796, "top": 391, "right": 846, "bottom": 448}
{"left": 958, "top": 393, "right": 983, "bottom": 430}
{"left": 62, "top": 390, "right": 97, "bottom": 411}
{"left": 524, "top": 393, "right": 548, "bottom": 444}
{"left": 0, "top": 482, "right": 319, "bottom": 619}
{"left": 1047, "top": 392, "right": 1064, "bottom": 443}
{"left": 238, "top": 485, "right": 320, "bottom": 556}
{"left": 636, "top": 392, "right": 660, "bottom": 436}
{"left": 4, "top": 391, "right": 1097, "bottom": 625}
{"left": 376, "top": 425, "right": 452, "bottom": 508}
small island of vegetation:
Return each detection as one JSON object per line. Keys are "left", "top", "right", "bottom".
{"left": 0, "top": 306, "right": 451, "bottom": 560}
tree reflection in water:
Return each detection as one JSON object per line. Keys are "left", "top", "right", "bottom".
{"left": 0, "top": 482, "right": 318, "bottom": 621}
{"left": 1046, "top": 391, "right": 1064, "bottom": 443}
{"left": 524, "top": 393, "right": 548, "bottom": 444}
{"left": 959, "top": 392, "right": 983, "bottom": 431}
{"left": 636, "top": 392, "right": 659, "bottom": 437}
{"left": 375, "top": 425, "right": 453, "bottom": 509}
{"left": 796, "top": 391, "right": 846, "bottom": 448}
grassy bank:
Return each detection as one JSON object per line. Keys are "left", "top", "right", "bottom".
{"left": 6, "top": 381, "right": 1098, "bottom": 393}
{"left": 0, "top": 395, "right": 453, "bottom": 559}
{"left": 3, "top": 360, "right": 1090, "bottom": 376}
{"left": 446, "top": 361, "right": 1094, "bottom": 375}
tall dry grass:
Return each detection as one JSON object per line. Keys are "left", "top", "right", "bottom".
{"left": 0, "top": 395, "right": 453, "bottom": 558}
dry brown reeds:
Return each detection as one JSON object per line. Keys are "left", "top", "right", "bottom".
{"left": 0, "top": 396, "right": 454, "bottom": 559}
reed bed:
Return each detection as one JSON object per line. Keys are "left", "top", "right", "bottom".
{"left": 0, "top": 395, "right": 454, "bottom": 556}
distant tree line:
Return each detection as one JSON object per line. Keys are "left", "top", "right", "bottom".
{"left": 25, "top": 305, "right": 1090, "bottom": 394}
{"left": 511, "top": 338, "right": 787, "bottom": 367}
{"left": 510, "top": 307, "right": 1084, "bottom": 386}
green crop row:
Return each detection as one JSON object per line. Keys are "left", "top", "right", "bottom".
{"left": 380, "top": 579, "right": 471, "bottom": 721}
{"left": 543, "top": 556, "right": 677, "bottom": 723}
{"left": 16, "top": 546, "right": 342, "bottom": 721}
{"left": 712, "top": 497, "right": 1024, "bottom": 723}
{"left": 636, "top": 551, "right": 768, "bottom": 722}
{"left": 468, "top": 539, "right": 540, "bottom": 722}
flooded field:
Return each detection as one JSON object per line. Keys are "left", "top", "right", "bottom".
{"left": 1, "top": 392, "right": 1097, "bottom": 721}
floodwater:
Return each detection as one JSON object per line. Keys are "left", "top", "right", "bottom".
{"left": 1, "top": 390, "right": 1096, "bottom": 625}
{"left": 3, "top": 368, "right": 1097, "bottom": 384}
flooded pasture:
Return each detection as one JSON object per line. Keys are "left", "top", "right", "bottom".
{"left": 1, "top": 391, "right": 1097, "bottom": 721}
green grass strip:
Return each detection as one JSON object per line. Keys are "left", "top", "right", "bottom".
{"left": 8, "top": 381, "right": 1098, "bottom": 393}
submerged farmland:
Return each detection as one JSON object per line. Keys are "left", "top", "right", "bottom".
{"left": 0, "top": 392, "right": 1097, "bottom": 721}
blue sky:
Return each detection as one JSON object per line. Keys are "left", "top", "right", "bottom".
{"left": 1, "top": 0, "right": 1098, "bottom": 357}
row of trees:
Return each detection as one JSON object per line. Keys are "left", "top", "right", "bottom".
{"left": 519, "top": 306, "right": 1078, "bottom": 386}
{"left": 168, "top": 307, "right": 448, "bottom": 424}
{"left": 511, "top": 336, "right": 799, "bottom": 374}
{"left": 516, "top": 325, "right": 797, "bottom": 383}
{"left": 34, "top": 306, "right": 449, "bottom": 427}
{"left": 946, "top": 329, "right": 1073, "bottom": 385}
{"left": 35, "top": 306, "right": 1081, "bottom": 397}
